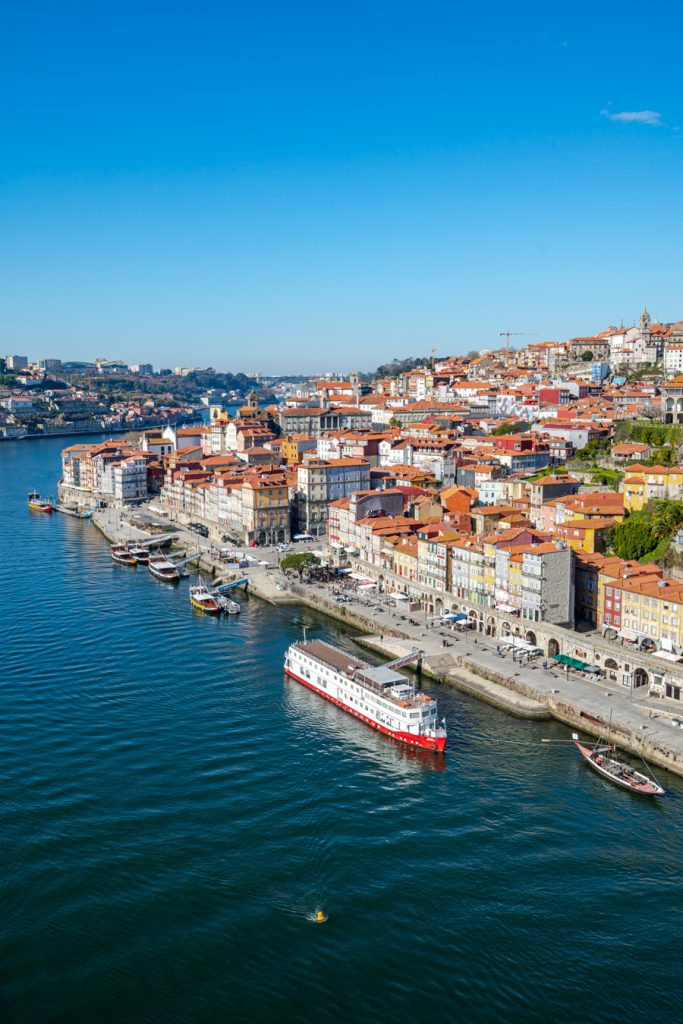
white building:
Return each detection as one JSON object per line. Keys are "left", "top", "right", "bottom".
{"left": 664, "top": 344, "right": 683, "bottom": 375}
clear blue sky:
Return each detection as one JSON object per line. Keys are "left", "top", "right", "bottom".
{"left": 1, "top": 1, "right": 681, "bottom": 374}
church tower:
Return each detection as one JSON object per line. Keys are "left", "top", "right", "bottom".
{"left": 640, "top": 307, "right": 651, "bottom": 340}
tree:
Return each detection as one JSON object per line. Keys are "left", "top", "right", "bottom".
{"left": 388, "top": 416, "right": 402, "bottom": 428}
{"left": 648, "top": 500, "right": 683, "bottom": 543}
{"left": 609, "top": 517, "right": 655, "bottom": 560}
{"left": 466, "top": 350, "right": 480, "bottom": 359}
{"left": 491, "top": 420, "right": 530, "bottom": 436}
{"left": 373, "top": 356, "right": 430, "bottom": 378}
{"left": 581, "top": 350, "right": 594, "bottom": 361}
{"left": 280, "top": 553, "right": 320, "bottom": 578}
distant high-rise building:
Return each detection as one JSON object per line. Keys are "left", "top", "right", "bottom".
{"left": 5, "top": 355, "right": 28, "bottom": 370}
{"left": 37, "top": 358, "right": 62, "bottom": 372}
{"left": 130, "top": 363, "right": 153, "bottom": 375}
{"left": 95, "top": 359, "right": 128, "bottom": 373}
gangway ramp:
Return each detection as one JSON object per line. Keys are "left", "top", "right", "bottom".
{"left": 214, "top": 578, "right": 250, "bottom": 592}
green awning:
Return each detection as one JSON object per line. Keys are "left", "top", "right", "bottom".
{"left": 552, "top": 653, "right": 589, "bottom": 670}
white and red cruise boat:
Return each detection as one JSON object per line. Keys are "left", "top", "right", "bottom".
{"left": 285, "top": 640, "right": 447, "bottom": 752}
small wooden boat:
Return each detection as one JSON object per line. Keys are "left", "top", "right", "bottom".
{"left": 543, "top": 731, "right": 665, "bottom": 797}
{"left": 189, "top": 578, "right": 221, "bottom": 614}
{"left": 573, "top": 737, "right": 665, "bottom": 797}
{"left": 148, "top": 552, "right": 180, "bottom": 582}
{"left": 111, "top": 544, "right": 137, "bottom": 565}
{"left": 28, "top": 490, "right": 52, "bottom": 513}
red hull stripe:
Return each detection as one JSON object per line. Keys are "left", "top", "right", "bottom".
{"left": 285, "top": 666, "right": 446, "bottom": 753}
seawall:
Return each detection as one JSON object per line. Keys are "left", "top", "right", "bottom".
{"left": 90, "top": 511, "right": 683, "bottom": 781}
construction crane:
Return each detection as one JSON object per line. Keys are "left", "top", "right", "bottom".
{"left": 431, "top": 346, "right": 437, "bottom": 371}
{"left": 498, "top": 331, "right": 536, "bottom": 366}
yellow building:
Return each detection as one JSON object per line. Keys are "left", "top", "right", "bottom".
{"left": 623, "top": 464, "right": 683, "bottom": 512}
{"left": 612, "top": 575, "right": 683, "bottom": 647}
{"left": 555, "top": 517, "right": 616, "bottom": 554}
{"left": 392, "top": 536, "right": 419, "bottom": 582}
{"left": 281, "top": 434, "right": 317, "bottom": 465}
{"left": 241, "top": 473, "right": 290, "bottom": 545}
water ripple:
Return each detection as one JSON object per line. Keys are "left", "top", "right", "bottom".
{"left": 1, "top": 438, "right": 683, "bottom": 1024}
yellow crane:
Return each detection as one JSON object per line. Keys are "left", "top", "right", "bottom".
{"left": 498, "top": 331, "right": 536, "bottom": 366}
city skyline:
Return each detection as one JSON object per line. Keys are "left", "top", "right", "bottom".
{"left": 1, "top": 1, "right": 681, "bottom": 372}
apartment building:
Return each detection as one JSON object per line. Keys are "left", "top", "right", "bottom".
{"left": 294, "top": 458, "right": 370, "bottom": 537}
{"left": 623, "top": 464, "right": 683, "bottom": 512}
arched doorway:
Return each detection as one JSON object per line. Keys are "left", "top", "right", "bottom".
{"left": 526, "top": 630, "right": 537, "bottom": 646}
{"left": 633, "top": 667, "right": 649, "bottom": 689}
{"left": 547, "top": 638, "right": 560, "bottom": 658}
{"left": 486, "top": 616, "right": 496, "bottom": 637}
{"left": 468, "top": 610, "right": 477, "bottom": 627}
{"left": 605, "top": 658, "right": 618, "bottom": 681}
{"left": 434, "top": 597, "right": 444, "bottom": 617}
{"left": 501, "top": 621, "right": 512, "bottom": 637}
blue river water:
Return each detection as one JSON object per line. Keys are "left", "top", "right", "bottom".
{"left": 1, "top": 436, "right": 682, "bottom": 1023}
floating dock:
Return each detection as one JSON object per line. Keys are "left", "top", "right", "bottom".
{"left": 54, "top": 505, "right": 93, "bottom": 519}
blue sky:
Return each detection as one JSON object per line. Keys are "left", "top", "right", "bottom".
{"left": 1, "top": 1, "right": 681, "bottom": 374}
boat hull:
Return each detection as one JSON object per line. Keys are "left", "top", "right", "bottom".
{"left": 111, "top": 549, "right": 137, "bottom": 565}
{"left": 190, "top": 596, "right": 221, "bottom": 614}
{"left": 148, "top": 564, "right": 179, "bottom": 582}
{"left": 28, "top": 502, "right": 52, "bottom": 513}
{"left": 129, "top": 550, "right": 150, "bottom": 564}
{"left": 285, "top": 665, "right": 446, "bottom": 752}
{"left": 576, "top": 742, "right": 665, "bottom": 796}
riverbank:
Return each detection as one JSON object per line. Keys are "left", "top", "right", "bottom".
{"left": 90, "top": 506, "right": 683, "bottom": 781}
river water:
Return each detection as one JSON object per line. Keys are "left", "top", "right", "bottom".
{"left": 1, "top": 436, "right": 682, "bottom": 1023}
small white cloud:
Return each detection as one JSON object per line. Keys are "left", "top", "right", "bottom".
{"left": 601, "top": 108, "right": 663, "bottom": 126}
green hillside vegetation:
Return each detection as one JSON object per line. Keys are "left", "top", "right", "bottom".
{"left": 372, "top": 356, "right": 431, "bottom": 378}
{"left": 491, "top": 420, "right": 531, "bottom": 435}
{"left": 613, "top": 420, "right": 682, "bottom": 447}
{"left": 609, "top": 500, "right": 683, "bottom": 562}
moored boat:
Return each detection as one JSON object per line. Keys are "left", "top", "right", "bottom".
{"left": 573, "top": 736, "right": 665, "bottom": 797}
{"left": 28, "top": 490, "right": 52, "bottom": 513}
{"left": 111, "top": 544, "right": 137, "bottom": 565}
{"left": 189, "top": 577, "right": 221, "bottom": 614}
{"left": 216, "top": 594, "right": 241, "bottom": 614}
{"left": 128, "top": 544, "right": 150, "bottom": 564}
{"left": 284, "top": 640, "right": 447, "bottom": 752}
{"left": 148, "top": 552, "right": 180, "bottom": 582}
